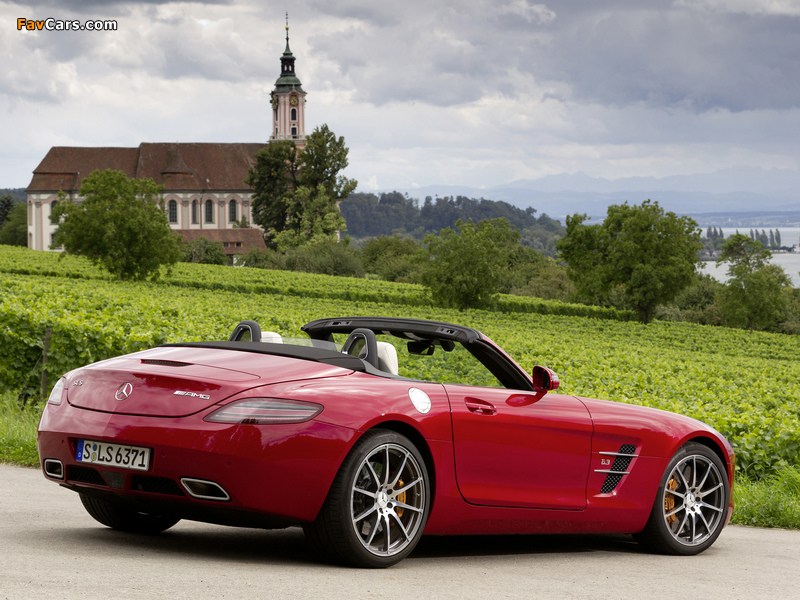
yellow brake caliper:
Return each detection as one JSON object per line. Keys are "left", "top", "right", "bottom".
{"left": 665, "top": 476, "right": 678, "bottom": 526}
{"left": 396, "top": 480, "right": 406, "bottom": 519}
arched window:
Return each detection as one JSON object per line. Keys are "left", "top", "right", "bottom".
{"left": 205, "top": 199, "right": 214, "bottom": 223}
{"left": 291, "top": 126, "right": 297, "bottom": 138}
{"left": 291, "top": 108, "right": 297, "bottom": 121}
{"left": 191, "top": 200, "right": 198, "bottom": 224}
{"left": 229, "top": 199, "right": 237, "bottom": 223}
{"left": 168, "top": 199, "right": 178, "bottom": 224}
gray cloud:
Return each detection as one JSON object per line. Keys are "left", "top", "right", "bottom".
{"left": 536, "top": 4, "right": 800, "bottom": 112}
{"left": 27, "top": 0, "right": 230, "bottom": 11}
{"left": 307, "top": 0, "right": 556, "bottom": 106}
{"left": 303, "top": 0, "right": 800, "bottom": 113}
{"left": 22, "top": 0, "right": 798, "bottom": 112}
{"left": 7, "top": 2, "right": 275, "bottom": 93}
{"left": 2, "top": 0, "right": 799, "bottom": 189}
{"left": 307, "top": 0, "right": 404, "bottom": 27}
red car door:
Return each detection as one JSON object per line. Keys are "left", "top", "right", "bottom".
{"left": 447, "top": 384, "right": 593, "bottom": 510}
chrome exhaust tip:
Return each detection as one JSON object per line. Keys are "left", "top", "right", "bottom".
{"left": 43, "top": 459, "right": 64, "bottom": 479}
{"left": 180, "top": 478, "right": 231, "bottom": 501}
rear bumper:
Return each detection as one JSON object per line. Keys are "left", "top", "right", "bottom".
{"left": 37, "top": 399, "right": 356, "bottom": 523}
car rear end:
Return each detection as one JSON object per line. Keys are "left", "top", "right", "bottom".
{"left": 38, "top": 346, "right": 359, "bottom": 527}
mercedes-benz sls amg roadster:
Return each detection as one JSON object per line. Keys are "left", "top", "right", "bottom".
{"left": 38, "top": 317, "right": 734, "bottom": 567}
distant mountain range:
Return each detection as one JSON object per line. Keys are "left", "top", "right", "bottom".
{"left": 378, "top": 167, "right": 800, "bottom": 223}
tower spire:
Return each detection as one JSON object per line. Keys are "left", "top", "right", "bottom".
{"left": 270, "top": 16, "right": 306, "bottom": 146}
{"left": 285, "top": 12, "right": 290, "bottom": 53}
{"left": 275, "top": 13, "right": 303, "bottom": 91}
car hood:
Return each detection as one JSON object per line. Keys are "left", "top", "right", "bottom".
{"left": 66, "top": 346, "right": 353, "bottom": 417}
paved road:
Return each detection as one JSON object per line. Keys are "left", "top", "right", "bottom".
{"left": 2, "top": 463, "right": 799, "bottom": 599}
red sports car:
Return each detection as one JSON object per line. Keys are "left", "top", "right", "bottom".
{"left": 38, "top": 317, "right": 734, "bottom": 567}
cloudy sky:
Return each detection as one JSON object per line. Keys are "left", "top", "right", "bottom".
{"left": 2, "top": 0, "right": 799, "bottom": 193}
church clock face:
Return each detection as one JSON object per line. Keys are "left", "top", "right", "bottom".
{"left": 290, "top": 95, "right": 298, "bottom": 106}
{"left": 271, "top": 96, "right": 278, "bottom": 110}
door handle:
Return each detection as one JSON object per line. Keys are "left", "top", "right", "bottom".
{"left": 465, "top": 398, "right": 497, "bottom": 416}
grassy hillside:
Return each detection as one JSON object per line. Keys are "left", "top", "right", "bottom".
{"left": 2, "top": 246, "right": 799, "bottom": 480}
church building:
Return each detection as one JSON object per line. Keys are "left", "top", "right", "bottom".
{"left": 26, "top": 21, "right": 307, "bottom": 260}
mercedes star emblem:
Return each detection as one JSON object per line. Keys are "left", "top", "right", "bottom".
{"left": 115, "top": 382, "right": 134, "bottom": 401}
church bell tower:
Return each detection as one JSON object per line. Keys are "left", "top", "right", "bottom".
{"left": 270, "top": 15, "right": 306, "bottom": 148}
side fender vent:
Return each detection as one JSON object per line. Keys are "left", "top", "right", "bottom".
{"left": 597, "top": 444, "right": 638, "bottom": 494}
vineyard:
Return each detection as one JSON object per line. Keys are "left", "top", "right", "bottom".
{"left": 2, "top": 246, "right": 799, "bottom": 479}
{"left": 0, "top": 246, "right": 632, "bottom": 320}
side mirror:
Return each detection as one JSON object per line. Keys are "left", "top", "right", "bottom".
{"left": 532, "top": 365, "right": 560, "bottom": 392}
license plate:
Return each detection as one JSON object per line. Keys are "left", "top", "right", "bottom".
{"left": 76, "top": 440, "right": 150, "bottom": 471}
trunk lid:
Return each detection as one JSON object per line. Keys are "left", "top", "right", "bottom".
{"left": 67, "top": 346, "right": 349, "bottom": 417}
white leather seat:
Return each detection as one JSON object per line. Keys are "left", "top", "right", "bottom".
{"left": 261, "top": 331, "right": 283, "bottom": 343}
{"left": 376, "top": 341, "right": 399, "bottom": 375}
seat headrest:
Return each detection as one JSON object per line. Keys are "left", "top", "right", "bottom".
{"left": 375, "top": 341, "right": 399, "bottom": 376}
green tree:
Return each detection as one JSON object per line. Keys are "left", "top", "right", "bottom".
{"left": 0, "top": 194, "right": 15, "bottom": 225}
{"left": 716, "top": 234, "right": 790, "bottom": 333}
{"left": 272, "top": 184, "right": 347, "bottom": 252}
{"left": 508, "top": 252, "right": 575, "bottom": 302}
{"left": 557, "top": 200, "right": 702, "bottom": 323}
{"left": 0, "top": 202, "right": 28, "bottom": 246}
{"left": 239, "top": 239, "right": 364, "bottom": 277}
{"left": 666, "top": 273, "right": 724, "bottom": 326}
{"left": 245, "top": 140, "right": 300, "bottom": 244}
{"left": 246, "top": 125, "right": 355, "bottom": 248}
{"left": 239, "top": 247, "right": 286, "bottom": 270}
{"left": 283, "top": 238, "right": 364, "bottom": 277}
{"left": 181, "top": 236, "right": 227, "bottom": 265}
{"left": 298, "top": 124, "right": 357, "bottom": 200}
{"left": 51, "top": 169, "right": 182, "bottom": 280}
{"left": 422, "top": 218, "right": 519, "bottom": 310}
{"left": 360, "top": 235, "right": 425, "bottom": 283}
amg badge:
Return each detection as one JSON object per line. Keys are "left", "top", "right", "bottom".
{"left": 173, "top": 390, "right": 211, "bottom": 400}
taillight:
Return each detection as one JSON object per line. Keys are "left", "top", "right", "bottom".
{"left": 204, "top": 398, "right": 323, "bottom": 424}
{"left": 47, "top": 378, "right": 66, "bottom": 406}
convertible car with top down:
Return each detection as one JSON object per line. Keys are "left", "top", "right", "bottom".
{"left": 38, "top": 317, "right": 734, "bottom": 567}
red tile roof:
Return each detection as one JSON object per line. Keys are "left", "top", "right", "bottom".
{"left": 26, "top": 143, "right": 265, "bottom": 193}
{"left": 26, "top": 147, "right": 138, "bottom": 192}
{"left": 175, "top": 228, "right": 267, "bottom": 256}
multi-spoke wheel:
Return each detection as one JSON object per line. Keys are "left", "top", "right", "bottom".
{"left": 636, "top": 442, "right": 729, "bottom": 555}
{"left": 304, "top": 429, "right": 430, "bottom": 568}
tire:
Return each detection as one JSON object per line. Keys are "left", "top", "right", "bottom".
{"left": 636, "top": 442, "right": 729, "bottom": 555}
{"left": 80, "top": 494, "right": 180, "bottom": 534}
{"left": 304, "top": 429, "right": 431, "bottom": 568}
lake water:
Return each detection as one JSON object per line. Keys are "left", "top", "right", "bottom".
{"left": 702, "top": 227, "right": 800, "bottom": 286}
